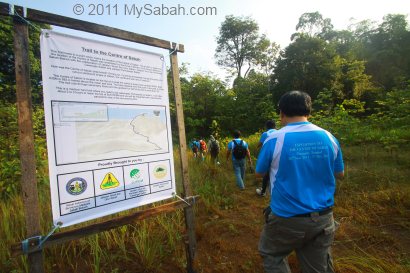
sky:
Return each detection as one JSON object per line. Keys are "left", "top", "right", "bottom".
{"left": 3, "top": 0, "right": 410, "bottom": 81}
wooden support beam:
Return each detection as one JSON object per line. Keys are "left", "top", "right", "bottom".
{"left": 11, "top": 196, "right": 200, "bottom": 256}
{"left": 0, "top": 2, "right": 184, "bottom": 52}
{"left": 12, "top": 6, "right": 44, "bottom": 273}
{"left": 170, "top": 51, "right": 197, "bottom": 273}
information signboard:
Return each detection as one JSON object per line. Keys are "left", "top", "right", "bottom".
{"left": 40, "top": 30, "right": 176, "bottom": 227}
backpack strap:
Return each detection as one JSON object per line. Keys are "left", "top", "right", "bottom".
{"left": 232, "top": 139, "right": 236, "bottom": 147}
{"left": 232, "top": 139, "right": 243, "bottom": 148}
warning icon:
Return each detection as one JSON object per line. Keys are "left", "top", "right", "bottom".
{"left": 100, "top": 172, "right": 120, "bottom": 190}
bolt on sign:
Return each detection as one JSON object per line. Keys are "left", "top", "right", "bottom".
{"left": 40, "top": 30, "right": 176, "bottom": 227}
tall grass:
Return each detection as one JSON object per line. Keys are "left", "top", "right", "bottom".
{"left": 186, "top": 140, "right": 410, "bottom": 273}
{"left": 1, "top": 139, "right": 409, "bottom": 272}
{"left": 0, "top": 183, "right": 186, "bottom": 272}
{"left": 332, "top": 143, "right": 410, "bottom": 273}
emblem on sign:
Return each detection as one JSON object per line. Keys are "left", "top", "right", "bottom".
{"left": 66, "top": 177, "right": 87, "bottom": 195}
{"left": 130, "top": 168, "right": 143, "bottom": 183}
{"left": 100, "top": 172, "right": 120, "bottom": 190}
{"left": 153, "top": 165, "right": 167, "bottom": 179}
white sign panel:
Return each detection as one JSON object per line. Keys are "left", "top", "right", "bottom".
{"left": 40, "top": 30, "right": 176, "bottom": 227}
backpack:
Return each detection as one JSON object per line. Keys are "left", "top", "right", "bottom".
{"left": 199, "top": 140, "right": 207, "bottom": 151}
{"left": 232, "top": 140, "right": 247, "bottom": 160}
{"left": 210, "top": 140, "right": 219, "bottom": 155}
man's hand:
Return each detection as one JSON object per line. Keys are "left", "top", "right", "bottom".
{"left": 335, "top": 171, "right": 344, "bottom": 180}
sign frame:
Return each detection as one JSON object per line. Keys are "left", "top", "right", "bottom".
{"left": 0, "top": 3, "right": 197, "bottom": 273}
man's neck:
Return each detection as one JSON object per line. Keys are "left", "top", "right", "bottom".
{"left": 282, "top": 116, "right": 308, "bottom": 126}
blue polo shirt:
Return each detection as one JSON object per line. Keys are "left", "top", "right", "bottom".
{"left": 259, "top": 129, "right": 277, "bottom": 144}
{"left": 228, "top": 138, "right": 249, "bottom": 160}
{"left": 256, "top": 122, "right": 344, "bottom": 217}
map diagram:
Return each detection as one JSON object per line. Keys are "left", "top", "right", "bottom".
{"left": 52, "top": 102, "right": 169, "bottom": 164}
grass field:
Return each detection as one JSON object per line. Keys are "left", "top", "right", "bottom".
{"left": 1, "top": 142, "right": 409, "bottom": 273}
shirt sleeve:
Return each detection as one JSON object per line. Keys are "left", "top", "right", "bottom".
{"left": 334, "top": 144, "right": 344, "bottom": 173}
{"left": 259, "top": 132, "right": 267, "bottom": 144}
{"left": 256, "top": 138, "right": 276, "bottom": 174}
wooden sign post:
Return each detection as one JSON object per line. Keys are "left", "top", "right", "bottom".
{"left": 12, "top": 8, "right": 44, "bottom": 273}
{"left": 170, "top": 49, "right": 197, "bottom": 273}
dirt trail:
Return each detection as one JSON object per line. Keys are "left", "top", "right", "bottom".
{"left": 194, "top": 179, "right": 302, "bottom": 273}
{"left": 193, "top": 183, "right": 410, "bottom": 273}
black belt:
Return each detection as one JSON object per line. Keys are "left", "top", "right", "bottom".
{"left": 293, "top": 207, "right": 333, "bottom": 217}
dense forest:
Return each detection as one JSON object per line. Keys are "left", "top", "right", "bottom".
{"left": 172, "top": 12, "right": 410, "bottom": 141}
{"left": 1, "top": 12, "right": 410, "bottom": 198}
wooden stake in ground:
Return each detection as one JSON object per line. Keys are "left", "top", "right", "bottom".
{"left": 170, "top": 48, "right": 197, "bottom": 273}
{"left": 13, "top": 9, "right": 44, "bottom": 273}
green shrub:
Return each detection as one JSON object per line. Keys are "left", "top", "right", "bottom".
{"left": 0, "top": 104, "right": 48, "bottom": 200}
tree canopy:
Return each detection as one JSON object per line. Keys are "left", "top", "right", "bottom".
{"left": 215, "top": 15, "right": 271, "bottom": 80}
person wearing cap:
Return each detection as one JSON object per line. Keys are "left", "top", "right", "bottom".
{"left": 256, "top": 90, "right": 344, "bottom": 273}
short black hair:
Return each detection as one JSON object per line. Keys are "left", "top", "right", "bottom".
{"left": 278, "top": 91, "right": 312, "bottom": 117}
{"left": 233, "top": 130, "right": 241, "bottom": 138}
{"left": 265, "top": 120, "right": 275, "bottom": 129}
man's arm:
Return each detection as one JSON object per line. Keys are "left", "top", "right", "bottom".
{"left": 226, "top": 141, "right": 231, "bottom": 161}
{"left": 255, "top": 138, "right": 276, "bottom": 179}
{"left": 332, "top": 136, "right": 344, "bottom": 180}
{"left": 246, "top": 148, "right": 252, "bottom": 165}
{"left": 226, "top": 149, "right": 231, "bottom": 161}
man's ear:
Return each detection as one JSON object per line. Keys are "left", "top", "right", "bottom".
{"left": 280, "top": 111, "right": 285, "bottom": 120}
{"left": 280, "top": 111, "right": 287, "bottom": 125}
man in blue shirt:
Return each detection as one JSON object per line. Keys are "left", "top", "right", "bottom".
{"left": 256, "top": 91, "right": 344, "bottom": 273}
{"left": 226, "top": 130, "right": 252, "bottom": 189}
{"left": 256, "top": 119, "right": 276, "bottom": 197}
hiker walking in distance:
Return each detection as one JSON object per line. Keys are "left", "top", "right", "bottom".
{"left": 189, "top": 139, "right": 200, "bottom": 158}
{"left": 256, "top": 91, "right": 344, "bottom": 273}
{"left": 198, "top": 138, "right": 207, "bottom": 161}
{"left": 256, "top": 119, "right": 276, "bottom": 197}
{"left": 208, "top": 134, "right": 220, "bottom": 165}
{"left": 226, "top": 130, "right": 252, "bottom": 190}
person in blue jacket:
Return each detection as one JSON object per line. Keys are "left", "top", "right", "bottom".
{"left": 256, "top": 91, "right": 344, "bottom": 273}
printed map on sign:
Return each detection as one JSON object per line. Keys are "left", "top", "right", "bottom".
{"left": 52, "top": 101, "right": 169, "bottom": 164}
